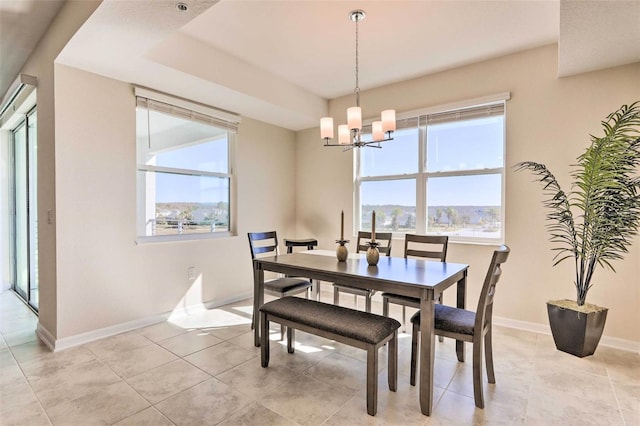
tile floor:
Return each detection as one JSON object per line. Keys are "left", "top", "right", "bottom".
{"left": 1, "top": 289, "right": 638, "bottom": 425}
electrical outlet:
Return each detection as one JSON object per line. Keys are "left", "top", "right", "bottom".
{"left": 187, "top": 267, "right": 196, "bottom": 280}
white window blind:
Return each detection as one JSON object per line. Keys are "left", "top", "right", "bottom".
{"left": 134, "top": 86, "right": 240, "bottom": 133}
{"left": 426, "top": 103, "right": 505, "bottom": 125}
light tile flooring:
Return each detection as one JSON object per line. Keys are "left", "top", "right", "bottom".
{"left": 1, "top": 289, "right": 638, "bottom": 425}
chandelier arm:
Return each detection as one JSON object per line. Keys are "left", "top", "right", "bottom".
{"left": 320, "top": 9, "right": 395, "bottom": 149}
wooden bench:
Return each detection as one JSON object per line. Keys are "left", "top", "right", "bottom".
{"left": 259, "top": 297, "right": 401, "bottom": 416}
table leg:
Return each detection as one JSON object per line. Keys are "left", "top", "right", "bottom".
{"left": 312, "top": 279, "right": 321, "bottom": 301}
{"left": 456, "top": 269, "right": 468, "bottom": 362}
{"left": 419, "top": 291, "right": 436, "bottom": 416}
{"left": 253, "top": 264, "right": 264, "bottom": 347}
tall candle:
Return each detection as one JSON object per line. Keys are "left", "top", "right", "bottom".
{"left": 371, "top": 210, "right": 376, "bottom": 241}
{"left": 340, "top": 210, "right": 344, "bottom": 240}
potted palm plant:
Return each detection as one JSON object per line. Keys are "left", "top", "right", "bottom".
{"left": 516, "top": 101, "right": 640, "bottom": 357}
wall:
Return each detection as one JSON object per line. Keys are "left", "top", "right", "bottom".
{"left": 17, "top": 0, "right": 102, "bottom": 338}
{"left": 296, "top": 44, "right": 640, "bottom": 345}
{"left": 53, "top": 65, "right": 298, "bottom": 339}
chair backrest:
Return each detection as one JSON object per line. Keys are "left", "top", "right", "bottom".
{"left": 474, "top": 245, "right": 510, "bottom": 332}
{"left": 356, "top": 231, "right": 393, "bottom": 256}
{"left": 248, "top": 231, "right": 279, "bottom": 259}
{"left": 404, "top": 234, "right": 448, "bottom": 262}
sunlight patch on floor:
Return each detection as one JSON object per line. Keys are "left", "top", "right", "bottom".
{"left": 169, "top": 307, "right": 251, "bottom": 329}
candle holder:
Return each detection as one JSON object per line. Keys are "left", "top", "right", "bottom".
{"left": 366, "top": 241, "right": 380, "bottom": 266}
{"left": 336, "top": 239, "right": 350, "bottom": 262}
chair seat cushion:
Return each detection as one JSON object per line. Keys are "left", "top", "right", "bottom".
{"left": 265, "top": 277, "right": 311, "bottom": 294}
{"left": 411, "top": 304, "right": 476, "bottom": 336}
{"left": 333, "top": 283, "right": 375, "bottom": 297}
{"left": 381, "top": 293, "right": 420, "bottom": 307}
{"left": 260, "top": 297, "right": 400, "bottom": 345}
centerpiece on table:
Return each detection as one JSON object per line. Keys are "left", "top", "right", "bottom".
{"left": 336, "top": 210, "right": 350, "bottom": 261}
{"left": 366, "top": 210, "right": 380, "bottom": 266}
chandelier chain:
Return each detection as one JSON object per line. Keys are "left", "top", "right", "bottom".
{"left": 354, "top": 16, "right": 360, "bottom": 107}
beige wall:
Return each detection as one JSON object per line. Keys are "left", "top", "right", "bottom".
{"left": 17, "top": 0, "right": 102, "bottom": 337}
{"left": 296, "top": 45, "right": 640, "bottom": 344}
{"left": 10, "top": 0, "right": 640, "bottom": 348}
{"left": 53, "top": 65, "right": 298, "bottom": 339}
{"left": 14, "top": 0, "right": 298, "bottom": 344}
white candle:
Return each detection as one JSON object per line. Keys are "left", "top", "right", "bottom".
{"left": 340, "top": 210, "right": 344, "bottom": 240}
{"left": 381, "top": 109, "right": 396, "bottom": 132}
{"left": 371, "top": 210, "right": 376, "bottom": 241}
{"left": 372, "top": 121, "right": 384, "bottom": 141}
{"left": 320, "top": 117, "right": 334, "bottom": 139}
{"left": 338, "top": 125, "right": 350, "bottom": 145}
{"left": 347, "top": 106, "right": 362, "bottom": 130}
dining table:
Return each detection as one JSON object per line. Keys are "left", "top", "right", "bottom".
{"left": 252, "top": 249, "right": 469, "bottom": 416}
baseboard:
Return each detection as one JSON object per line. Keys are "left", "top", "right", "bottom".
{"left": 35, "top": 294, "right": 638, "bottom": 354}
{"left": 40, "top": 292, "right": 254, "bottom": 352}
{"left": 49, "top": 312, "right": 170, "bottom": 352}
{"left": 494, "top": 315, "right": 640, "bottom": 354}
{"left": 36, "top": 323, "right": 56, "bottom": 351}
{"left": 203, "top": 292, "right": 253, "bottom": 310}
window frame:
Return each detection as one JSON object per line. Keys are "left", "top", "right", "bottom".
{"left": 355, "top": 93, "right": 509, "bottom": 244}
{"left": 135, "top": 88, "right": 239, "bottom": 244}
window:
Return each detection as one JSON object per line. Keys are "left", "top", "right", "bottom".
{"left": 356, "top": 96, "right": 506, "bottom": 243}
{"left": 135, "top": 88, "right": 239, "bottom": 241}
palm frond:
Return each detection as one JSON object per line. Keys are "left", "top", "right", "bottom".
{"left": 516, "top": 101, "right": 640, "bottom": 306}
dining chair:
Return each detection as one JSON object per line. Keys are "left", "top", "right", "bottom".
{"left": 248, "top": 231, "right": 313, "bottom": 339}
{"left": 381, "top": 234, "right": 449, "bottom": 332}
{"left": 332, "top": 231, "right": 392, "bottom": 312}
{"left": 409, "top": 245, "right": 510, "bottom": 409}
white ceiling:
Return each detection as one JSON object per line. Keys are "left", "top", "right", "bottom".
{"left": 2, "top": 0, "right": 639, "bottom": 131}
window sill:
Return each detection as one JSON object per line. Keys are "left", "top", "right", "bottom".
{"left": 136, "top": 231, "right": 235, "bottom": 245}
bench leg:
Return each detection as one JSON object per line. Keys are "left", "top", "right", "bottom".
{"left": 366, "top": 346, "right": 378, "bottom": 416}
{"left": 388, "top": 331, "right": 398, "bottom": 392}
{"left": 260, "top": 312, "right": 270, "bottom": 368}
{"left": 287, "top": 327, "right": 295, "bottom": 353}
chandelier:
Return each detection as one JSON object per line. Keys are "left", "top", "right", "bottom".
{"left": 320, "top": 10, "right": 396, "bottom": 148}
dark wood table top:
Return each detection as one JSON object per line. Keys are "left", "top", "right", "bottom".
{"left": 254, "top": 252, "right": 468, "bottom": 297}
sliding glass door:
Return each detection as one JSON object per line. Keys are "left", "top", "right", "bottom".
{"left": 12, "top": 108, "right": 38, "bottom": 311}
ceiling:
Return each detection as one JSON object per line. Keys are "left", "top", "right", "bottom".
{"left": 2, "top": 0, "right": 639, "bottom": 131}
{"left": 0, "top": 0, "right": 65, "bottom": 101}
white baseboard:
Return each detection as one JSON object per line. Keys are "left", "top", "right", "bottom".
{"left": 203, "top": 292, "right": 253, "bottom": 310}
{"left": 34, "top": 293, "right": 639, "bottom": 354}
{"left": 36, "top": 323, "right": 56, "bottom": 351}
{"left": 48, "top": 313, "right": 170, "bottom": 352}
{"left": 40, "top": 292, "right": 253, "bottom": 352}
{"left": 494, "top": 315, "right": 640, "bottom": 354}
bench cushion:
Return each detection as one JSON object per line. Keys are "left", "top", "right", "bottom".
{"left": 260, "top": 297, "right": 400, "bottom": 345}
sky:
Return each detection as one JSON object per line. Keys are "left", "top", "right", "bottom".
{"left": 360, "top": 115, "right": 504, "bottom": 206}
{"left": 150, "top": 115, "right": 503, "bottom": 207}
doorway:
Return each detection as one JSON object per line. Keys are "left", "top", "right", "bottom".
{"left": 11, "top": 107, "right": 38, "bottom": 311}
